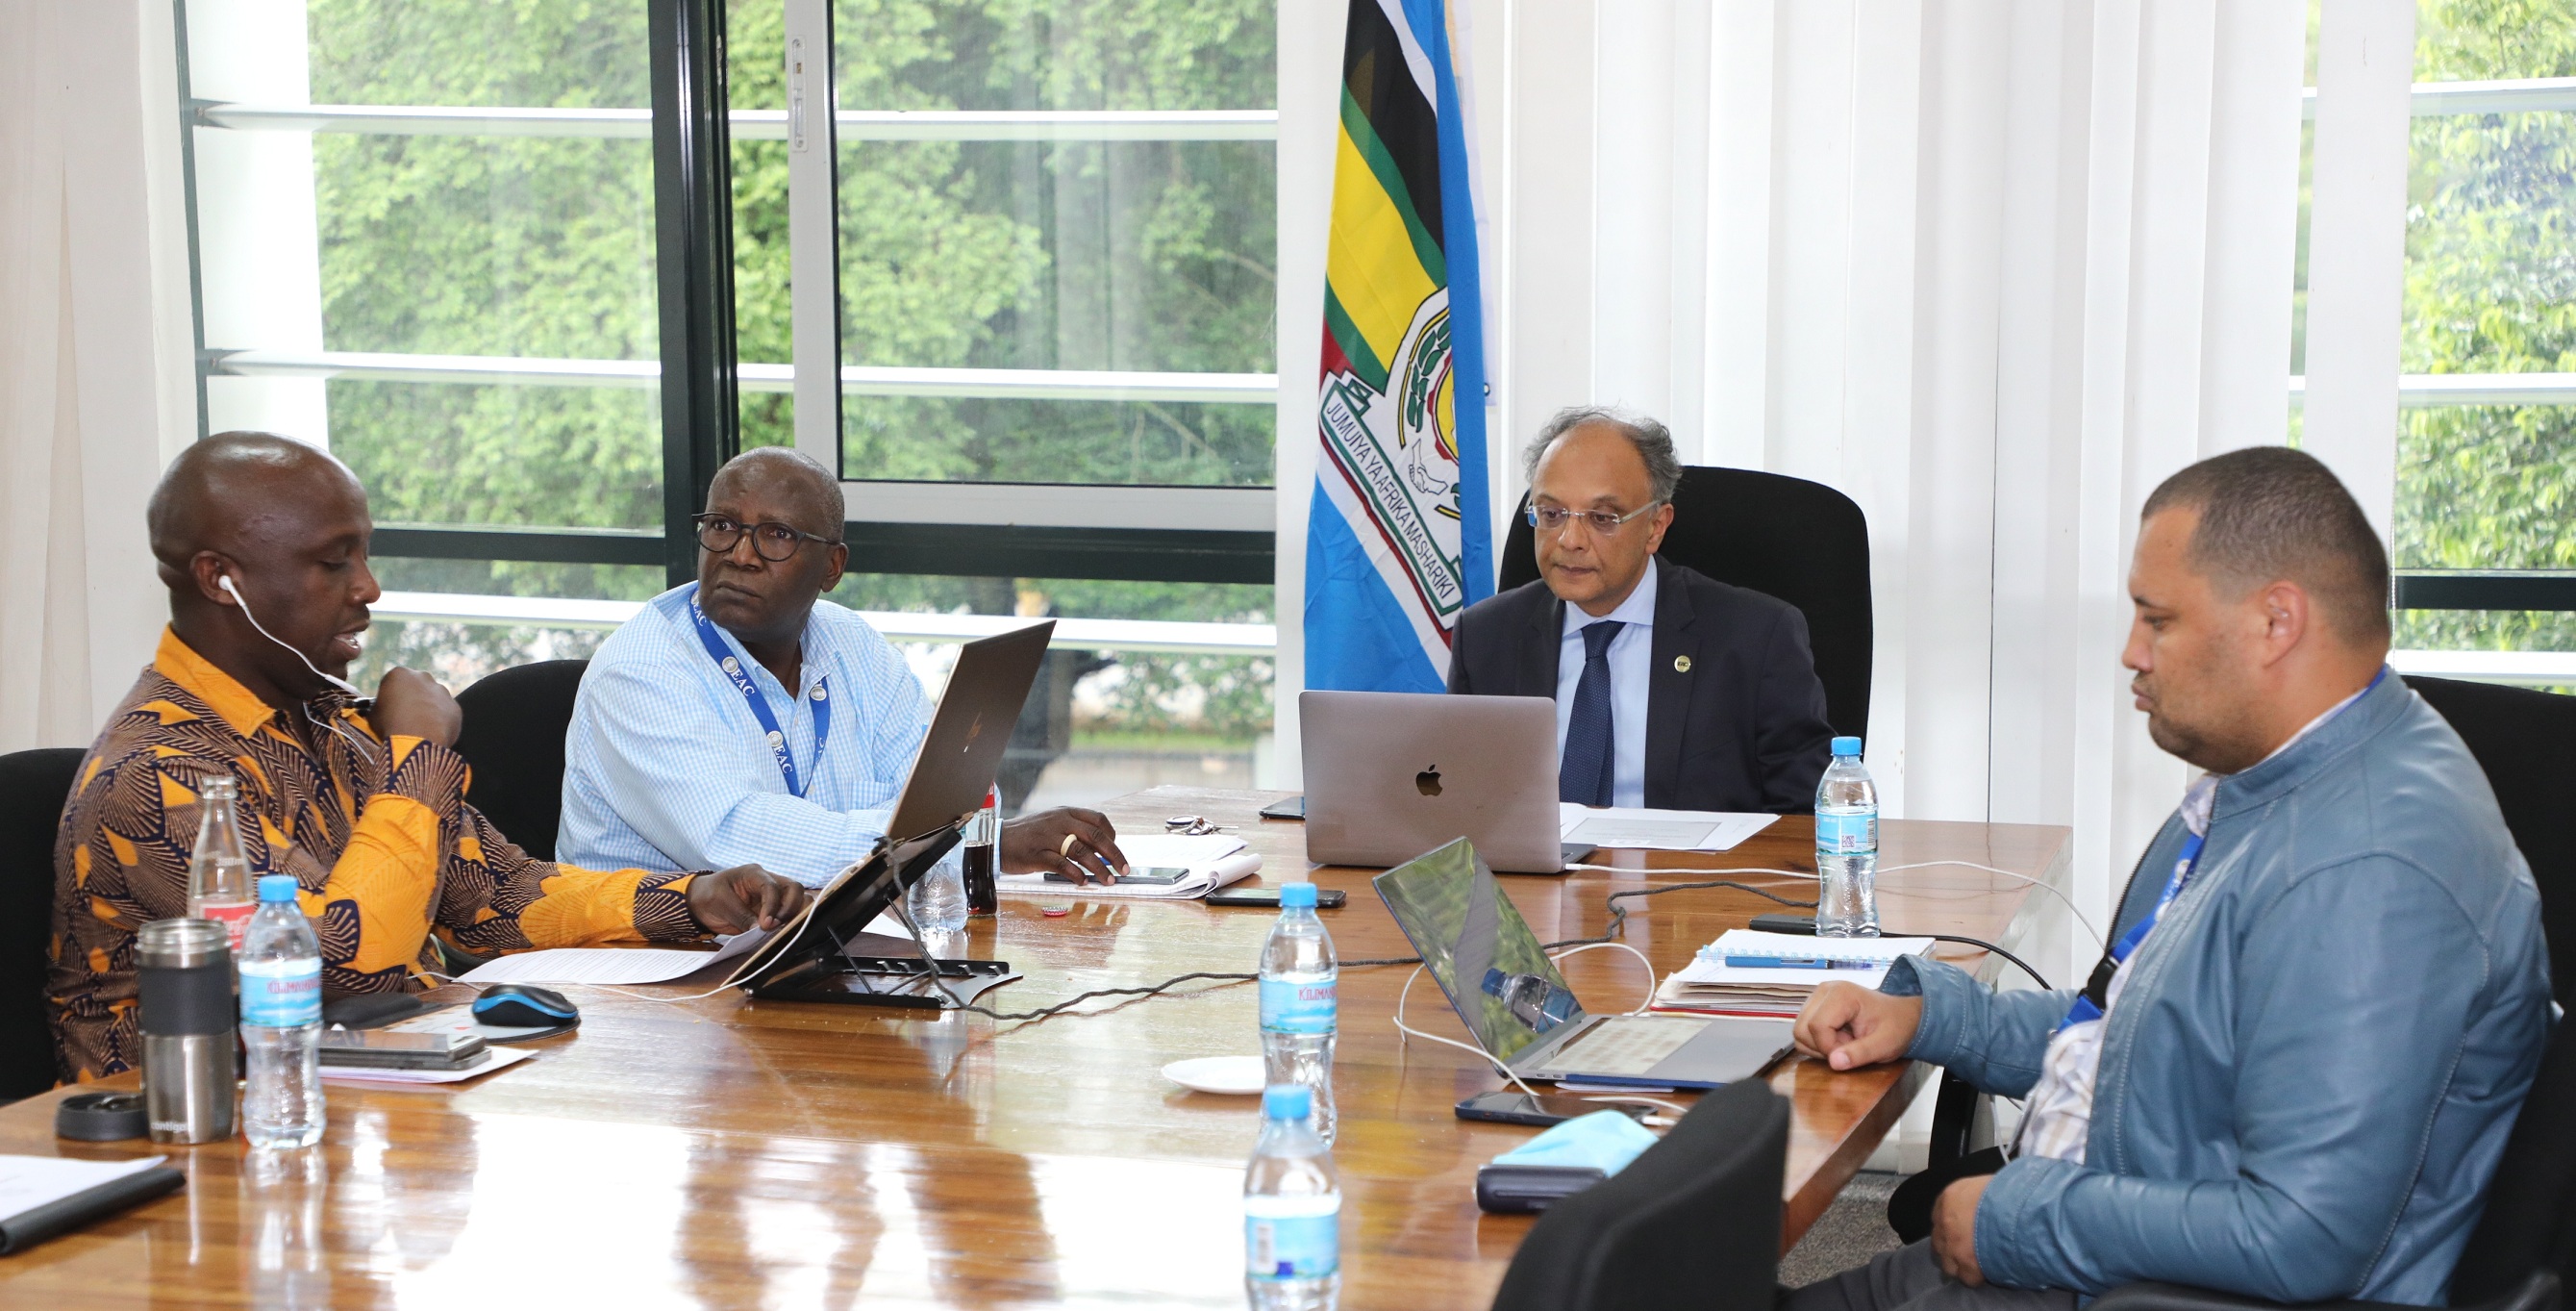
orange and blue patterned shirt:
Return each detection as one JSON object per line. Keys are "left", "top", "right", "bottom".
{"left": 47, "top": 629, "right": 709, "bottom": 1081}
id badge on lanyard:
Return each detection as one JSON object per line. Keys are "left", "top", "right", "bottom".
{"left": 689, "top": 600, "right": 830, "bottom": 797}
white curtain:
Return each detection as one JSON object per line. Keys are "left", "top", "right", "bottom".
{"left": 1276, "top": 0, "right": 2314, "bottom": 990}
{"left": 0, "top": 0, "right": 196, "bottom": 751}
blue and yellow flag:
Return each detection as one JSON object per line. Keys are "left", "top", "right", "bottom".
{"left": 1306, "top": 0, "right": 1491, "bottom": 692}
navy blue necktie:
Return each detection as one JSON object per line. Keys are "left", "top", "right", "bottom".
{"left": 1560, "top": 620, "right": 1624, "bottom": 806}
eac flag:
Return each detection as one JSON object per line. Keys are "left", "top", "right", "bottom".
{"left": 1305, "top": 0, "right": 1492, "bottom": 692}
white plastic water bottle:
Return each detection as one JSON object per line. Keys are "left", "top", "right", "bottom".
{"left": 1260, "top": 882, "right": 1338, "bottom": 1144}
{"left": 1245, "top": 1083, "right": 1341, "bottom": 1311}
{"left": 1815, "top": 736, "right": 1881, "bottom": 937}
{"left": 239, "top": 874, "right": 324, "bottom": 1148}
{"left": 186, "top": 776, "right": 257, "bottom": 952}
{"left": 906, "top": 849, "right": 970, "bottom": 937}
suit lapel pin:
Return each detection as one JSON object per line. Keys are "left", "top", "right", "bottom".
{"left": 1673, "top": 655, "right": 1692, "bottom": 673}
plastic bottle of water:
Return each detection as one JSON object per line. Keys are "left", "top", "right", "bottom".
{"left": 906, "top": 848, "right": 970, "bottom": 939}
{"left": 1245, "top": 1083, "right": 1341, "bottom": 1311}
{"left": 187, "top": 776, "right": 257, "bottom": 952}
{"left": 1815, "top": 736, "right": 1881, "bottom": 937}
{"left": 239, "top": 874, "right": 324, "bottom": 1148}
{"left": 1260, "top": 883, "right": 1338, "bottom": 1144}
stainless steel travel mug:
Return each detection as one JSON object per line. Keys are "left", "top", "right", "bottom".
{"left": 138, "top": 918, "right": 237, "bottom": 1144}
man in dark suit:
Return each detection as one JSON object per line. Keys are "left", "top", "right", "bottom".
{"left": 1447, "top": 407, "right": 1835, "bottom": 813}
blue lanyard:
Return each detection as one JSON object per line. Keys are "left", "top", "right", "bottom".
{"left": 2061, "top": 666, "right": 2388, "bottom": 1030}
{"left": 688, "top": 599, "right": 830, "bottom": 798}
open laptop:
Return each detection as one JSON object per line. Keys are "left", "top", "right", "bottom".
{"left": 1300, "top": 690, "right": 1590, "bottom": 874}
{"left": 1373, "top": 837, "right": 1792, "bottom": 1090}
{"left": 721, "top": 619, "right": 1056, "bottom": 1000}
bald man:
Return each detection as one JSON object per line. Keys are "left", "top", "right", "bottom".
{"left": 48, "top": 432, "right": 809, "bottom": 1081}
{"left": 558, "top": 448, "right": 1128, "bottom": 890}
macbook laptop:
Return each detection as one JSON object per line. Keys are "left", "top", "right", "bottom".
{"left": 1373, "top": 837, "right": 1792, "bottom": 1090}
{"left": 1300, "top": 690, "right": 1590, "bottom": 874}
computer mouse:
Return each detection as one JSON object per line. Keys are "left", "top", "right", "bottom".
{"left": 471, "top": 983, "right": 579, "bottom": 1029}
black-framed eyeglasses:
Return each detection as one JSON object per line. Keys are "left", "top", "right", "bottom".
{"left": 1526, "top": 502, "right": 1662, "bottom": 538}
{"left": 693, "top": 514, "right": 841, "bottom": 563}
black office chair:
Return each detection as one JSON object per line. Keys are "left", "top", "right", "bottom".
{"left": 2405, "top": 675, "right": 2576, "bottom": 999}
{"left": 0, "top": 747, "right": 86, "bottom": 1101}
{"left": 1499, "top": 466, "right": 1873, "bottom": 738}
{"left": 1489, "top": 1079, "right": 1788, "bottom": 1311}
{"left": 2089, "top": 676, "right": 2576, "bottom": 1311}
{"left": 453, "top": 659, "right": 589, "bottom": 863}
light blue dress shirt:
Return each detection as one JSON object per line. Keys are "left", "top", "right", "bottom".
{"left": 558, "top": 582, "right": 937, "bottom": 887}
{"left": 1554, "top": 557, "right": 1658, "bottom": 810}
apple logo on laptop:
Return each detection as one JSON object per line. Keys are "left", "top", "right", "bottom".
{"left": 1415, "top": 765, "right": 1443, "bottom": 797}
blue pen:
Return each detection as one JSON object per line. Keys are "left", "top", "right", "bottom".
{"left": 1721, "top": 954, "right": 1881, "bottom": 970}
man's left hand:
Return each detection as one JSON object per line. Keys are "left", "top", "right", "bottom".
{"left": 687, "top": 864, "right": 811, "bottom": 935}
{"left": 1000, "top": 807, "right": 1129, "bottom": 884}
{"left": 1932, "top": 1174, "right": 1990, "bottom": 1287}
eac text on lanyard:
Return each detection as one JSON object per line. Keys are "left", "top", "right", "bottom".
{"left": 688, "top": 599, "right": 831, "bottom": 798}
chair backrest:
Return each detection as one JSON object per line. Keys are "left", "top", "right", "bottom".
{"left": 2402, "top": 676, "right": 2576, "bottom": 1001}
{"left": 0, "top": 747, "right": 86, "bottom": 1100}
{"left": 2451, "top": 1008, "right": 2576, "bottom": 1305}
{"left": 1488, "top": 1078, "right": 1788, "bottom": 1311}
{"left": 1500, "top": 466, "right": 1874, "bottom": 738}
{"left": 453, "top": 660, "right": 589, "bottom": 863}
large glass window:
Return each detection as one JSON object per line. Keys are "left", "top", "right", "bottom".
{"left": 180, "top": 0, "right": 1285, "bottom": 806}
{"left": 2387, "top": 1, "right": 2576, "bottom": 664}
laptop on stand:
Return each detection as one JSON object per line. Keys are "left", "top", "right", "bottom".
{"left": 1373, "top": 838, "right": 1791, "bottom": 1090}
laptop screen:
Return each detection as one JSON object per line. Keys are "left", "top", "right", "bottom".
{"left": 1372, "top": 838, "right": 1587, "bottom": 1064}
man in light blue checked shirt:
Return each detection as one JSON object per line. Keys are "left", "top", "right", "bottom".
{"left": 558, "top": 448, "right": 1130, "bottom": 889}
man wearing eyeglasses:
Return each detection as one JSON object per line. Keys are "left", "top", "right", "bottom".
{"left": 1447, "top": 407, "right": 1835, "bottom": 813}
{"left": 558, "top": 447, "right": 1129, "bottom": 889}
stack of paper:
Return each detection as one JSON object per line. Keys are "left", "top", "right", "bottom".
{"left": 1652, "top": 929, "right": 1934, "bottom": 1018}
{"left": 994, "top": 833, "right": 1261, "bottom": 900}
{"left": 1557, "top": 804, "right": 1779, "bottom": 852}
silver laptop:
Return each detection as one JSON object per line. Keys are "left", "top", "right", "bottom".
{"left": 1301, "top": 690, "right": 1581, "bottom": 874}
{"left": 1374, "top": 838, "right": 1792, "bottom": 1090}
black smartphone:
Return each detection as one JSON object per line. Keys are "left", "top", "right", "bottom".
{"left": 1259, "top": 795, "right": 1305, "bottom": 820}
{"left": 1749, "top": 912, "right": 1817, "bottom": 936}
{"left": 1207, "top": 886, "right": 1347, "bottom": 909}
{"left": 1454, "top": 1091, "right": 1651, "bottom": 1127}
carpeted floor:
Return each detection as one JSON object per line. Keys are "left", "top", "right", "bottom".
{"left": 1781, "top": 1171, "right": 1907, "bottom": 1289}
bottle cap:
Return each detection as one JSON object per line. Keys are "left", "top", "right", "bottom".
{"left": 1831, "top": 736, "right": 1863, "bottom": 758}
{"left": 257, "top": 874, "right": 299, "bottom": 903}
{"left": 1279, "top": 882, "right": 1318, "bottom": 908}
{"left": 1263, "top": 1084, "right": 1313, "bottom": 1122}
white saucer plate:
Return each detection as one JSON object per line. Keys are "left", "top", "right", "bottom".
{"left": 1162, "top": 1054, "right": 1266, "bottom": 1096}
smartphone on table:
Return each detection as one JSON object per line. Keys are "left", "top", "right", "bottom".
{"left": 1454, "top": 1090, "right": 1653, "bottom": 1127}
{"left": 1042, "top": 866, "right": 1191, "bottom": 885}
{"left": 1206, "top": 886, "right": 1347, "bottom": 909}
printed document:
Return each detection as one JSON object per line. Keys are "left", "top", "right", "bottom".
{"left": 456, "top": 925, "right": 770, "bottom": 987}
{"left": 1558, "top": 804, "right": 1779, "bottom": 852}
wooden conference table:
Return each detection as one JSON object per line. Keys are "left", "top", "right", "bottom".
{"left": 0, "top": 786, "right": 2067, "bottom": 1309}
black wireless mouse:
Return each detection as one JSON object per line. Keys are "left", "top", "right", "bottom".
{"left": 471, "top": 983, "right": 580, "bottom": 1029}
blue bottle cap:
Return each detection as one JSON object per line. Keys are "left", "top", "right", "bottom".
{"left": 1831, "top": 736, "right": 1863, "bottom": 758}
{"left": 1279, "top": 882, "right": 1318, "bottom": 908}
{"left": 257, "top": 874, "right": 299, "bottom": 903}
{"left": 1263, "top": 1084, "right": 1313, "bottom": 1122}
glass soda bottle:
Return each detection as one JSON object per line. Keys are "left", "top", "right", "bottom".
{"left": 187, "top": 776, "right": 257, "bottom": 952}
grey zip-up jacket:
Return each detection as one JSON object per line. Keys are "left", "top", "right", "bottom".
{"left": 1886, "top": 673, "right": 2551, "bottom": 1303}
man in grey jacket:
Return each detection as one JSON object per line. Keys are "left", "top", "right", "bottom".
{"left": 1789, "top": 447, "right": 2551, "bottom": 1311}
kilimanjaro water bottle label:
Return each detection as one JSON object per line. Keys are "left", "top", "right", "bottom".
{"left": 239, "top": 958, "right": 321, "bottom": 1028}
{"left": 1816, "top": 813, "right": 1877, "bottom": 855}
{"left": 1245, "top": 1210, "right": 1339, "bottom": 1280}
{"left": 1260, "top": 978, "right": 1336, "bottom": 1034}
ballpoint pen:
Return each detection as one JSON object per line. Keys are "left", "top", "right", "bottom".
{"left": 1719, "top": 955, "right": 1882, "bottom": 970}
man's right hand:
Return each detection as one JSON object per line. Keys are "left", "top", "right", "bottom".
{"left": 1792, "top": 980, "right": 1924, "bottom": 1071}
{"left": 370, "top": 668, "right": 463, "bottom": 748}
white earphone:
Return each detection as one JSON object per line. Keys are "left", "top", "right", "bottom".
{"left": 219, "top": 572, "right": 364, "bottom": 698}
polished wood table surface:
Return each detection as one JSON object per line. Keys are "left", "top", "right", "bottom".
{"left": 0, "top": 787, "right": 2065, "bottom": 1308}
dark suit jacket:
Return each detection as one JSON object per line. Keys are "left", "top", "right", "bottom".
{"left": 1445, "top": 562, "right": 1835, "bottom": 813}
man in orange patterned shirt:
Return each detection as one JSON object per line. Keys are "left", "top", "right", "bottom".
{"left": 49, "top": 432, "right": 810, "bottom": 1080}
